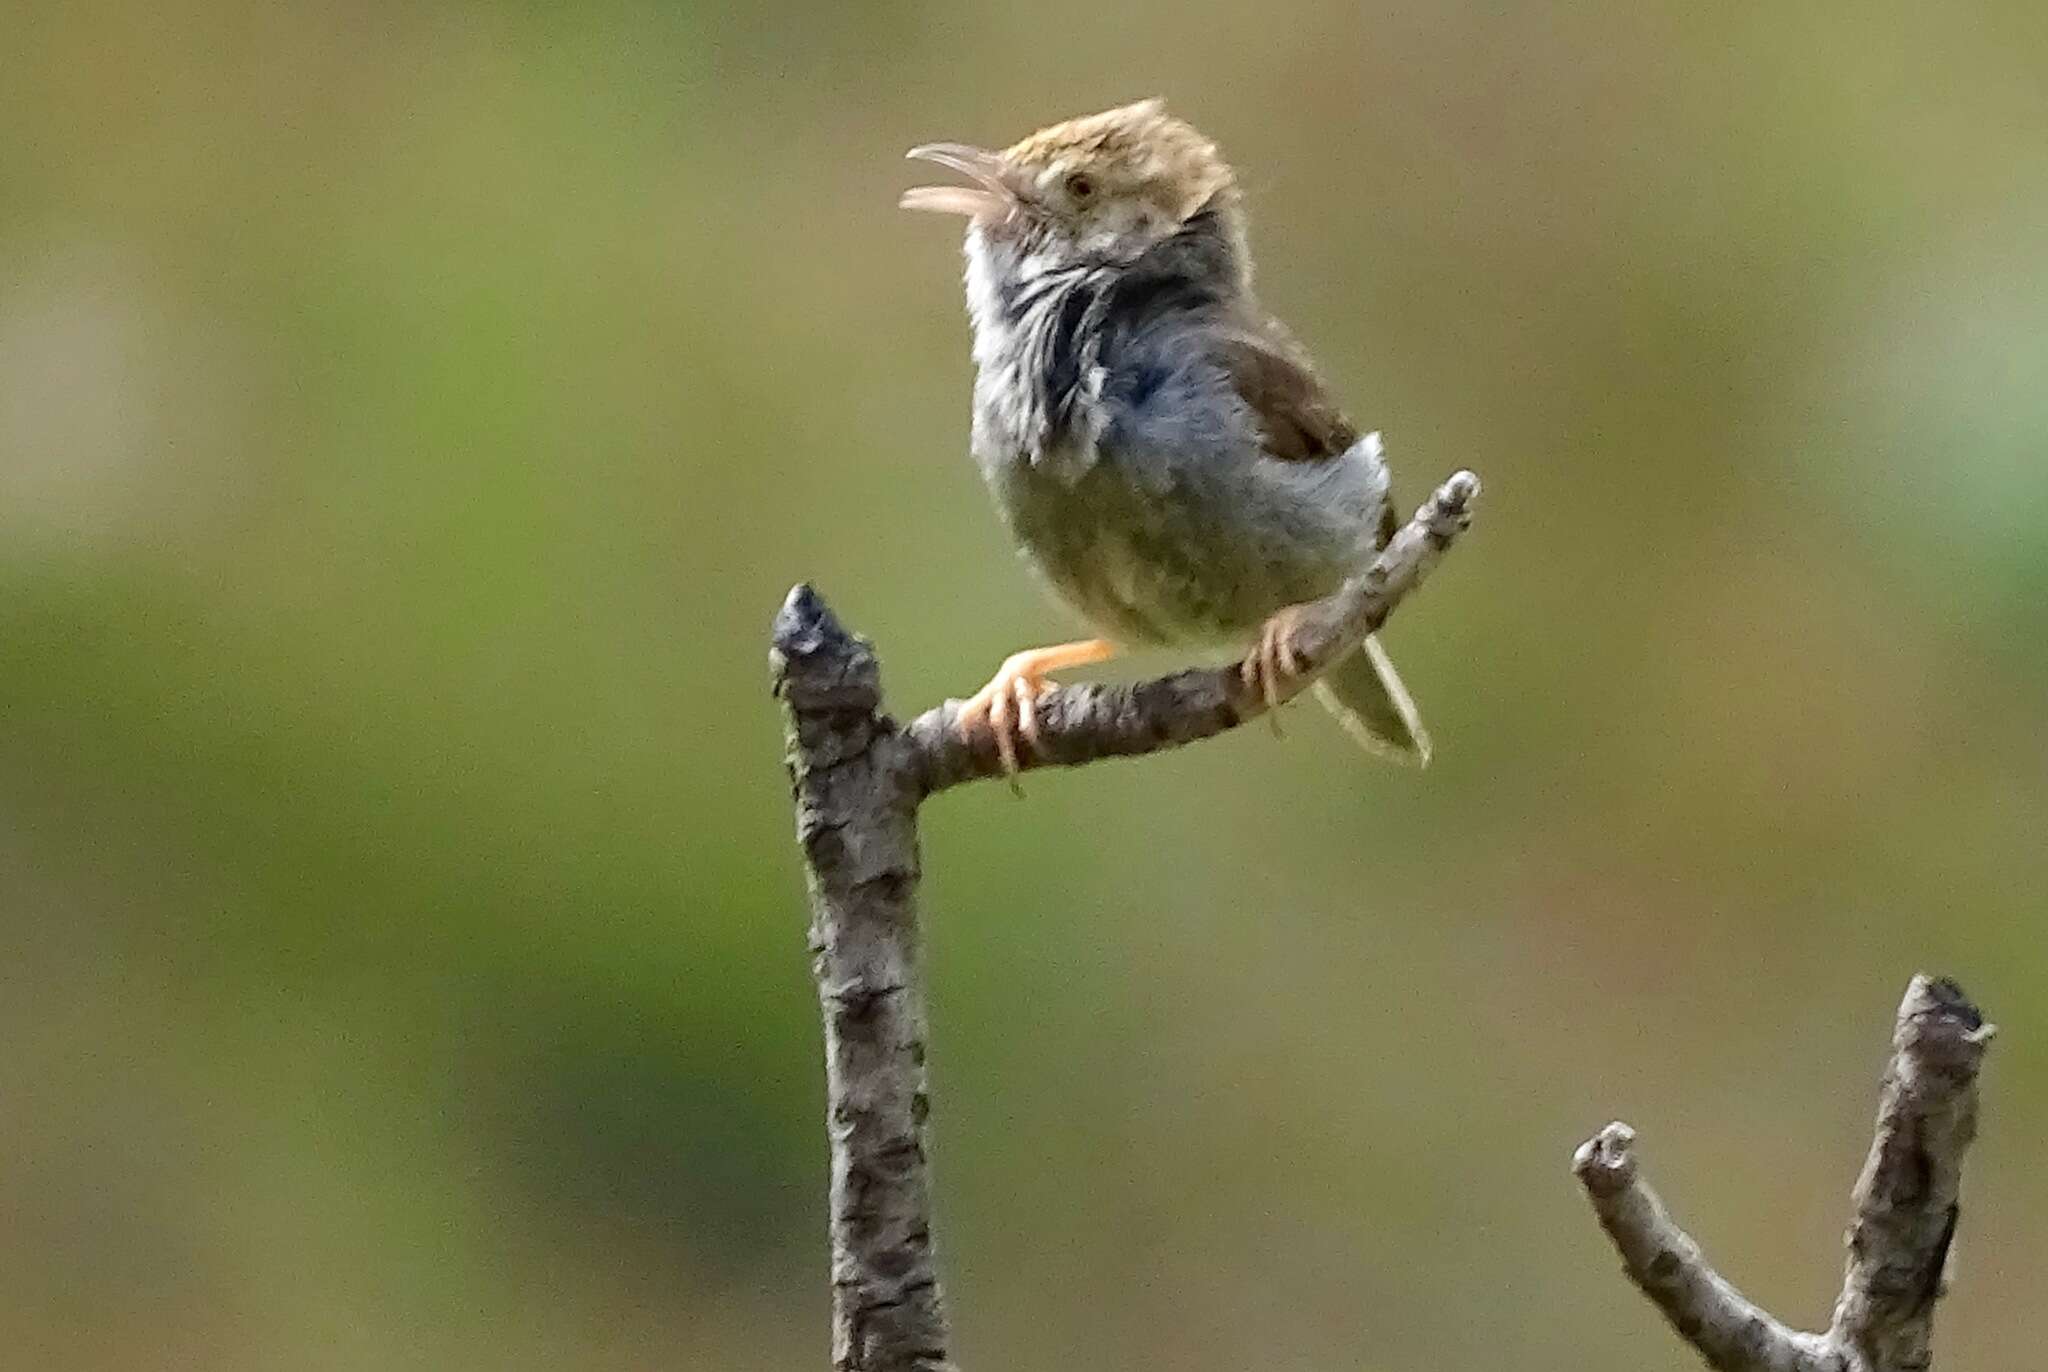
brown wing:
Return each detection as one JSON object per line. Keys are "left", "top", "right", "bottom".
{"left": 1213, "top": 326, "right": 1358, "bottom": 463}
{"left": 1215, "top": 326, "right": 1398, "bottom": 541}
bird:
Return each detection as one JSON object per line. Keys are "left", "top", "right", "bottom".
{"left": 901, "top": 98, "right": 1429, "bottom": 776}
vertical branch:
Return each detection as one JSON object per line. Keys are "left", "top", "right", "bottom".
{"left": 1827, "top": 976, "right": 1993, "bottom": 1370}
{"left": 773, "top": 585, "right": 956, "bottom": 1372}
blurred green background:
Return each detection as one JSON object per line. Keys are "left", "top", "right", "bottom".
{"left": 3, "top": 2, "right": 2043, "bottom": 1368}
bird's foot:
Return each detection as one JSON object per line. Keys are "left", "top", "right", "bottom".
{"left": 956, "top": 638, "right": 1118, "bottom": 788}
{"left": 1242, "top": 604, "right": 1315, "bottom": 733}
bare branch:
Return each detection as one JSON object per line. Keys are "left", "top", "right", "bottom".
{"left": 1828, "top": 976, "right": 1995, "bottom": 1370}
{"left": 770, "top": 468, "right": 1479, "bottom": 1368}
{"left": 1574, "top": 975, "right": 1994, "bottom": 1372}
{"left": 904, "top": 469, "right": 1480, "bottom": 795}
{"left": 1573, "top": 1123, "right": 1840, "bottom": 1372}
{"left": 773, "top": 462, "right": 2010, "bottom": 1372}
{"left": 773, "top": 586, "right": 956, "bottom": 1372}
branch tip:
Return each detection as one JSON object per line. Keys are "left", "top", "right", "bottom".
{"left": 772, "top": 581, "right": 846, "bottom": 658}
{"left": 1571, "top": 1120, "right": 1638, "bottom": 1196}
{"left": 771, "top": 583, "right": 882, "bottom": 713}
{"left": 1435, "top": 469, "right": 1482, "bottom": 520}
{"left": 1900, "top": 972, "right": 1993, "bottom": 1048}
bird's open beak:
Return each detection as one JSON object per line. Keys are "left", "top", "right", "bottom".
{"left": 900, "top": 143, "right": 1015, "bottom": 219}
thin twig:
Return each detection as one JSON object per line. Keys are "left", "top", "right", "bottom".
{"left": 1573, "top": 975, "right": 1994, "bottom": 1372}
{"left": 1573, "top": 1124, "right": 1841, "bottom": 1372}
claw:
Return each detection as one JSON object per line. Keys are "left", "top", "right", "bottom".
{"left": 1242, "top": 605, "right": 1314, "bottom": 734}
{"left": 1014, "top": 675, "right": 1043, "bottom": 750}
{"left": 954, "top": 638, "right": 1118, "bottom": 790}
{"left": 987, "top": 680, "right": 1018, "bottom": 777}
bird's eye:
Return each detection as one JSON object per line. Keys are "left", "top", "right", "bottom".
{"left": 1064, "top": 172, "right": 1096, "bottom": 201}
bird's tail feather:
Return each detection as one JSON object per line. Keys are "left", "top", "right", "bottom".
{"left": 1312, "top": 635, "right": 1431, "bottom": 766}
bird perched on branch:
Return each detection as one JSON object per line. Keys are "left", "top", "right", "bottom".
{"left": 902, "top": 99, "right": 1429, "bottom": 775}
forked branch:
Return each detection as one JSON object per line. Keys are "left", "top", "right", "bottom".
{"left": 771, "top": 467, "right": 1480, "bottom": 1370}
{"left": 1574, "top": 975, "right": 1994, "bottom": 1372}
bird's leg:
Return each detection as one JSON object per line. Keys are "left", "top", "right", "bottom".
{"left": 1242, "top": 604, "right": 1314, "bottom": 732}
{"left": 957, "top": 638, "right": 1118, "bottom": 781}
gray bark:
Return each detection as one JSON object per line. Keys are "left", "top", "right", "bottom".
{"left": 770, "top": 468, "right": 1480, "bottom": 1370}
{"left": 1573, "top": 975, "right": 1994, "bottom": 1372}
{"left": 772, "top": 589, "right": 953, "bottom": 1372}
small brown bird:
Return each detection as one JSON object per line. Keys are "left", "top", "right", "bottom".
{"left": 902, "top": 99, "right": 1428, "bottom": 774}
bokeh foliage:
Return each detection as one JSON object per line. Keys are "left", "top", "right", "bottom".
{"left": 2, "top": 2, "right": 2043, "bottom": 1368}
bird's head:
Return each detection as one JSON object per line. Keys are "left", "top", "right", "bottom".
{"left": 901, "top": 99, "right": 1237, "bottom": 266}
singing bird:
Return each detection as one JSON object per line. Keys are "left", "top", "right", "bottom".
{"left": 902, "top": 99, "right": 1429, "bottom": 774}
